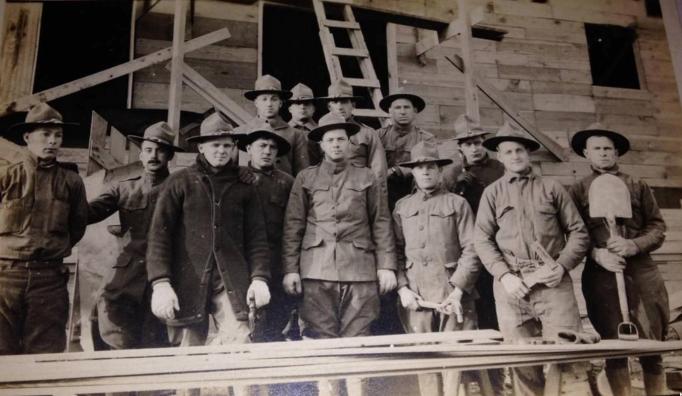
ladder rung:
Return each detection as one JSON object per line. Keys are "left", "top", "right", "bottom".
{"left": 323, "top": 19, "right": 360, "bottom": 29}
{"left": 344, "top": 78, "right": 381, "bottom": 88}
{"left": 331, "top": 47, "right": 369, "bottom": 57}
{"left": 353, "top": 108, "right": 389, "bottom": 118}
{"left": 321, "top": 0, "right": 354, "bottom": 4}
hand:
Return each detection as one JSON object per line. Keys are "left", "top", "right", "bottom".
{"left": 592, "top": 248, "right": 626, "bottom": 272}
{"left": 282, "top": 273, "right": 302, "bottom": 295}
{"left": 536, "top": 264, "right": 565, "bottom": 288}
{"left": 439, "top": 287, "right": 464, "bottom": 323}
{"left": 607, "top": 236, "right": 639, "bottom": 257}
{"left": 500, "top": 273, "right": 529, "bottom": 300}
{"left": 151, "top": 282, "right": 179, "bottom": 321}
{"left": 377, "top": 269, "right": 397, "bottom": 295}
{"left": 246, "top": 279, "right": 271, "bottom": 308}
{"left": 238, "top": 167, "right": 256, "bottom": 184}
{"left": 397, "top": 287, "right": 421, "bottom": 311}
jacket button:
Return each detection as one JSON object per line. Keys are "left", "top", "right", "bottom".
{"left": 419, "top": 225, "right": 424, "bottom": 230}
{"left": 420, "top": 243, "right": 426, "bottom": 248}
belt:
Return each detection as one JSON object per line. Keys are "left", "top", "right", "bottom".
{"left": 0, "top": 258, "right": 64, "bottom": 269}
{"left": 503, "top": 253, "right": 541, "bottom": 273}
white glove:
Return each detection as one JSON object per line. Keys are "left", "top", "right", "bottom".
{"left": 246, "top": 279, "right": 271, "bottom": 308}
{"left": 151, "top": 282, "right": 179, "bottom": 321}
{"left": 397, "top": 287, "right": 421, "bottom": 311}
{"left": 592, "top": 248, "right": 626, "bottom": 272}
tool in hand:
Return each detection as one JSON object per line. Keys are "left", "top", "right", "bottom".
{"left": 589, "top": 173, "right": 638, "bottom": 341}
{"left": 522, "top": 242, "right": 561, "bottom": 289}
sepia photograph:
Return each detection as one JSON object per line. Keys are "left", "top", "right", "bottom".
{"left": 1, "top": 0, "right": 682, "bottom": 395}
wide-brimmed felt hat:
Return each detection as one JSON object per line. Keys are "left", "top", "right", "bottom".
{"left": 187, "top": 112, "right": 246, "bottom": 143}
{"left": 287, "top": 83, "right": 318, "bottom": 104}
{"left": 570, "top": 122, "right": 630, "bottom": 157}
{"left": 451, "top": 114, "right": 489, "bottom": 142}
{"left": 319, "top": 79, "right": 363, "bottom": 102}
{"left": 379, "top": 89, "right": 426, "bottom": 113}
{"left": 128, "top": 121, "right": 184, "bottom": 151}
{"left": 308, "top": 113, "right": 360, "bottom": 142}
{"left": 244, "top": 75, "right": 293, "bottom": 101}
{"left": 6, "top": 102, "right": 79, "bottom": 136}
{"left": 399, "top": 141, "right": 452, "bottom": 168}
{"left": 482, "top": 121, "right": 540, "bottom": 152}
{"left": 237, "top": 127, "right": 291, "bottom": 157}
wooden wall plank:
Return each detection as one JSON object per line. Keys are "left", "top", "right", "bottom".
{"left": 0, "top": 2, "right": 41, "bottom": 103}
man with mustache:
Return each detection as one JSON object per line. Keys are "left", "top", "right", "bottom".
{"left": 235, "top": 75, "right": 309, "bottom": 175}
{"left": 287, "top": 83, "right": 322, "bottom": 166}
{"left": 0, "top": 102, "right": 88, "bottom": 354}
{"left": 474, "top": 122, "right": 589, "bottom": 395}
{"left": 282, "top": 113, "right": 397, "bottom": 340}
{"left": 87, "top": 121, "right": 182, "bottom": 350}
{"left": 146, "top": 112, "right": 270, "bottom": 347}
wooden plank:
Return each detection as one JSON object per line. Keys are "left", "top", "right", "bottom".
{"left": 458, "top": 0, "right": 479, "bottom": 124}
{"left": 167, "top": 0, "right": 188, "bottom": 133}
{"left": 330, "top": 46, "right": 369, "bottom": 57}
{"left": 109, "top": 127, "right": 128, "bottom": 165}
{"left": 0, "top": 28, "right": 231, "bottom": 117}
{"left": 323, "top": 19, "right": 360, "bottom": 29}
{"left": 386, "top": 23, "right": 399, "bottom": 92}
{"left": 445, "top": 54, "right": 568, "bottom": 161}
{"left": 0, "top": 2, "right": 41, "bottom": 104}
{"left": 344, "top": 77, "right": 381, "bottom": 88}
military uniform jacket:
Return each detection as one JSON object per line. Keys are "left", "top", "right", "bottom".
{"left": 377, "top": 124, "right": 436, "bottom": 170}
{"left": 282, "top": 160, "right": 397, "bottom": 281}
{"left": 88, "top": 170, "right": 168, "bottom": 303}
{"left": 289, "top": 119, "right": 322, "bottom": 166}
{"left": 393, "top": 186, "right": 481, "bottom": 303}
{"left": 146, "top": 158, "right": 270, "bottom": 325}
{"left": 235, "top": 116, "right": 310, "bottom": 175}
{"left": 450, "top": 156, "right": 505, "bottom": 215}
{"left": 0, "top": 153, "right": 87, "bottom": 261}
{"left": 347, "top": 117, "right": 388, "bottom": 183}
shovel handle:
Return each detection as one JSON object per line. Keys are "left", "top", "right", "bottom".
{"left": 615, "top": 270, "right": 630, "bottom": 323}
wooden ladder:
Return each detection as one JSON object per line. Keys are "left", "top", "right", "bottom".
{"left": 311, "top": 0, "right": 388, "bottom": 122}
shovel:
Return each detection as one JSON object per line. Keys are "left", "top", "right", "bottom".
{"left": 588, "top": 173, "right": 638, "bottom": 341}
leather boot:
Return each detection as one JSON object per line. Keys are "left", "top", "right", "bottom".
{"left": 643, "top": 371, "right": 668, "bottom": 396}
{"left": 605, "top": 367, "right": 632, "bottom": 396}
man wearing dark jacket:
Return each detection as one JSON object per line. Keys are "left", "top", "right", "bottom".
{"left": 0, "top": 103, "right": 88, "bottom": 354}
{"left": 146, "top": 112, "right": 271, "bottom": 346}
{"left": 87, "top": 121, "right": 182, "bottom": 349}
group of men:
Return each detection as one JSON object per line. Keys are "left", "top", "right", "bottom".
{"left": 0, "top": 73, "right": 669, "bottom": 396}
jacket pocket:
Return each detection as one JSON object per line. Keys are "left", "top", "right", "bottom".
{"left": 534, "top": 203, "right": 560, "bottom": 237}
{"left": 302, "top": 234, "right": 324, "bottom": 250}
{"left": 352, "top": 238, "right": 376, "bottom": 252}
{"left": 0, "top": 197, "right": 31, "bottom": 234}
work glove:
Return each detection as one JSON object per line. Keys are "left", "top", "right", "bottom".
{"left": 592, "top": 248, "right": 626, "bottom": 272}
{"left": 536, "top": 263, "right": 565, "bottom": 288}
{"left": 151, "top": 282, "right": 179, "bottom": 321}
{"left": 397, "top": 287, "right": 421, "bottom": 311}
{"left": 607, "top": 236, "right": 639, "bottom": 257}
{"left": 282, "top": 273, "right": 302, "bottom": 296}
{"left": 238, "top": 167, "right": 256, "bottom": 184}
{"left": 246, "top": 279, "right": 271, "bottom": 308}
{"left": 500, "top": 272, "right": 530, "bottom": 300}
{"left": 377, "top": 269, "right": 397, "bottom": 295}
{"left": 440, "top": 287, "right": 464, "bottom": 323}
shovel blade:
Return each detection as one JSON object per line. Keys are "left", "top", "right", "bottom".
{"left": 588, "top": 174, "right": 632, "bottom": 219}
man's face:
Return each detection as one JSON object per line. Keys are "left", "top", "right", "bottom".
{"left": 412, "top": 162, "right": 441, "bottom": 191}
{"left": 584, "top": 136, "right": 618, "bottom": 170}
{"left": 24, "top": 126, "right": 63, "bottom": 160}
{"left": 388, "top": 98, "right": 417, "bottom": 126}
{"left": 327, "top": 99, "right": 354, "bottom": 121}
{"left": 198, "top": 136, "right": 238, "bottom": 168}
{"left": 139, "top": 140, "right": 172, "bottom": 173}
{"left": 288, "top": 102, "right": 315, "bottom": 122}
{"left": 459, "top": 136, "right": 486, "bottom": 164}
{"left": 254, "top": 94, "right": 282, "bottom": 119}
{"left": 497, "top": 141, "right": 531, "bottom": 173}
{"left": 247, "top": 138, "right": 279, "bottom": 170}
{"left": 319, "top": 129, "right": 350, "bottom": 162}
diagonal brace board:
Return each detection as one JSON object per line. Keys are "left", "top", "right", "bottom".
{"left": 0, "top": 28, "right": 231, "bottom": 118}
{"left": 446, "top": 54, "right": 568, "bottom": 162}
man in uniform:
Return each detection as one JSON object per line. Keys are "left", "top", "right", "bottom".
{"left": 237, "top": 126, "right": 296, "bottom": 342}
{"left": 569, "top": 123, "right": 668, "bottom": 396}
{"left": 321, "top": 79, "right": 387, "bottom": 183}
{"left": 377, "top": 90, "right": 436, "bottom": 211}
{"left": 87, "top": 121, "right": 182, "bottom": 350}
{"left": 474, "top": 122, "right": 590, "bottom": 395}
{"left": 235, "top": 75, "right": 309, "bottom": 175}
{"left": 287, "top": 82, "right": 322, "bottom": 165}
{"left": 0, "top": 102, "right": 88, "bottom": 354}
{"left": 147, "top": 112, "right": 271, "bottom": 347}
{"left": 282, "top": 113, "right": 397, "bottom": 339}
{"left": 393, "top": 141, "right": 481, "bottom": 396}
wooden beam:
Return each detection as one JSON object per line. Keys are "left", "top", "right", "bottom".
{"left": 446, "top": 54, "right": 569, "bottom": 162}
{"left": 0, "top": 28, "right": 231, "bottom": 118}
{"left": 167, "top": 0, "right": 187, "bottom": 134}
{"left": 0, "top": 0, "right": 6, "bottom": 48}
{"left": 458, "top": 0, "right": 480, "bottom": 124}
{"left": 386, "top": 23, "right": 399, "bottom": 92}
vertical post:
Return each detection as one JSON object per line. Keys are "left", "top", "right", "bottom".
{"left": 661, "top": 0, "right": 682, "bottom": 109}
{"left": 126, "top": 0, "right": 137, "bottom": 109}
{"left": 458, "top": 0, "right": 480, "bottom": 124}
{"left": 386, "top": 23, "right": 399, "bottom": 92}
{"left": 0, "top": 0, "right": 6, "bottom": 49}
{"left": 168, "top": 0, "right": 187, "bottom": 140}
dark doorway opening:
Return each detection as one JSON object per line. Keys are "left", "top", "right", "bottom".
{"left": 261, "top": 3, "right": 389, "bottom": 127}
{"left": 34, "top": 0, "right": 132, "bottom": 148}
{"left": 584, "top": 23, "right": 640, "bottom": 90}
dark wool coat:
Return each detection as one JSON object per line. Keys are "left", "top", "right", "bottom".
{"left": 146, "top": 159, "right": 270, "bottom": 326}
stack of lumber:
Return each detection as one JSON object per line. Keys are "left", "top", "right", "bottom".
{"left": 655, "top": 208, "right": 682, "bottom": 294}
{"left": 1, "top": 330, "right": 681, "bottom": 395}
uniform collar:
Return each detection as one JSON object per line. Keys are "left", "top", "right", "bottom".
{"left": 414, "top": 184, "right": 446, "bottom": 200}
{"left": 196, "top": 154, "right": 238, "bottom": 176}
{"left": 504, "top": 167, "right": 535, "bottom": 183}
{"left": 591, "top": 164, "right": 621, "bottom": 176}
{"left": 390, "top": 123, "right": 417, "bottom": 136}
{"left": 249, "top": 115, "right": 289, "bottom": 130}
{"left": 249, "top": 162, "right": 274, "bottom": 176}
{"left": 144, "top": 167, "right": 169, "bottom": 186}
{"left": 290, "top": 118, "right": 317, "bottom": 131}
{"left": 321, "top": 158, "right": 348, "bottom": 175}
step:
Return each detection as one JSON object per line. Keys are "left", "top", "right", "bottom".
{"left": 321, "top": 0, "right": 354, "bottom": 5}
{"left": 331, "top": 47, "right": 369, "bottom": 57}
{"left": 353, "top": 108, "right": 389, "bottom": 118}
{"left": 343, "top": 77, "right": 381, "bottom": 88}
{"left": 323, "top": 19, "right": 360, "bottom": 29}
